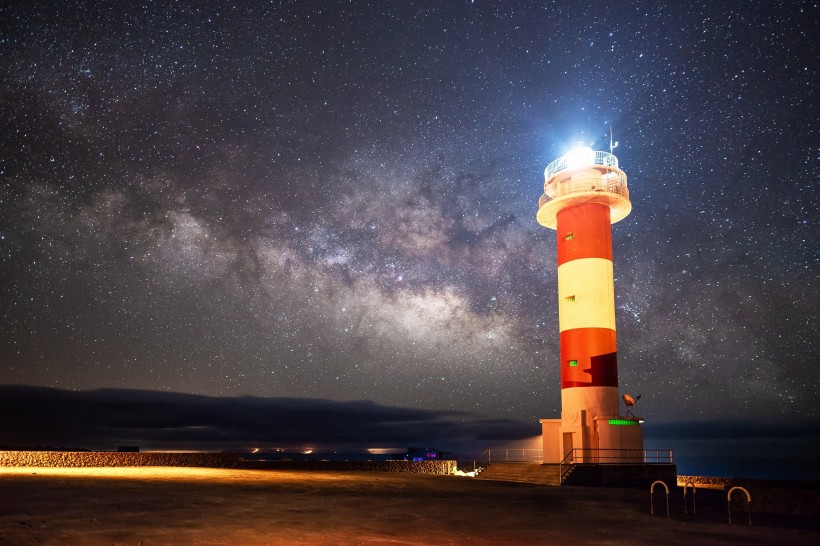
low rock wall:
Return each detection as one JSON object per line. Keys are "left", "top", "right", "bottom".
{"left": 0, "top": 451, "right": 456, "bottom": 474}
{"left": 676, "top": 475, "right": 820, "bottom": 516}
{"left": 244, "top": 460, "right": 456, "bottom": 474}
{"left": 676, "top": 475, "right": 733, "bottom": 488}
{"left": 0, "top": 451, "right": 243, "bottom": 468}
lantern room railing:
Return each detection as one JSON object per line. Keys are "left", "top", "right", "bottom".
{"left": 544, "top": 150, "right": 619, "bottom": 180}
{"left": 539, "top": 171, "right": 629, "bottom": 208}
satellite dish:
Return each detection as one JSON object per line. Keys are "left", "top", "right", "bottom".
{"left": 622, "top": 394, "right": 641, "bottom": 417}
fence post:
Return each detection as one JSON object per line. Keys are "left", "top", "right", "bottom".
{"left": 683, "top": 482, "right": 696, "bottom": 515}
{"left": 727, "top": 487, "right": 752, "bottom": 525}
{"left": 651, "top": 481, "right": 670, "bottom": 517}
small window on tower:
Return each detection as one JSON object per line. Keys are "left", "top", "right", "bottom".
{"left": 568, "top": 360, "right": 578, "bottom": 367}
{"left": 564, "top": 233, "right": 574, "bottom": 240}
{"left": 565, "top": 295, "right": 575, "bottom": 302}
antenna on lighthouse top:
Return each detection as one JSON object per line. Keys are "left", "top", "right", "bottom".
{"left": 622, "top": 393, "right": 641, "bottom": 417}
{"left": 609, "top": 127, "right": 619, "bottom": 154}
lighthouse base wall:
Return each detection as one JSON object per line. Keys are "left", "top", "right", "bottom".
{"left": 563, "top": 463, "right": 677, "bottom": 487}
{"left": 539, "top": 419, "right": 562, "bottom": 463}
{"left": 539, "top": 414, "right": 644, "bottom": 464}
{"left": 561, "top": 387, "right": 620, "bottom": 422}
{"left": 595, "top": 416, "right": 644, "bottom": 461}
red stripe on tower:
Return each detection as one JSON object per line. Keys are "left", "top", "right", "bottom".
{"left": 557, "top": 203, "right": 613, "bottom": 265}
{"left": 556, "top": 202, "right": 618, "bottom": 390}
{"left": 559, "top": 328, "right": 618, "bottom": 388}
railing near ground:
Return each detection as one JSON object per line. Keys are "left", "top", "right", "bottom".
{"left": 561, "top": 448, "right": 673, "bottom": 464}
{"left": 476, "top": 447, "right": 674, "bottom": 482}
{"left": 475, "top": 448, "right": 543, "bottom": 465}
{"left": 559, "top": 448, "right": 674, "bottom": 483}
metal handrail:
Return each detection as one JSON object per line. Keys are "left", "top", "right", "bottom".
{"left": 683, "top": 481, "right": 697, "bottom": 515}
{"left": 476, "top": 448, "right": 543, "bottom": 464}
{"left": 478, "top": 447, "right": 674, "bottom": 483}
{"left": 651, "top": 480, "right": 671, "bottom": 517}
{"left": 559, "top": 449, "right": 576, "bottom": 483}
{"left": 545, "top": 150, "right": 619, "bottom": 180}
{"left": 563, "top": 448, "right": 673, "bottom": 464}
{"left": 540, "top": 172, "right": 629, "bottom": 207}
{"left": 558, "top": 448, "right": 673, "bottom": 484}
{"left": 727, "top": 486, "right": 752, "bottom": 525}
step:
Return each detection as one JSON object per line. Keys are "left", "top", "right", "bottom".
{"left": 476, "top": 463, "right": 563, "bottom": 486}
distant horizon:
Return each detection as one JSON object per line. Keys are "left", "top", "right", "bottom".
{"left": 2, "top": 384, "right": 817, "bottom": 482}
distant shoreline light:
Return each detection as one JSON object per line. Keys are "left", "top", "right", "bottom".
{"left": 367, "top": 448, "right": 406, "bottom": 455}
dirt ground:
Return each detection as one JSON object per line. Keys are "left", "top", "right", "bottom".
{"left": 0, "top": 467, "right": 817, "bottom": 545}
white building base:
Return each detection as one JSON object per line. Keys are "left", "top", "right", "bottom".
{"left": 540, "top": 414, "right": 643, "bottom": 464}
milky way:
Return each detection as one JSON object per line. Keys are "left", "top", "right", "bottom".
{"left": 1, "top": 1, "right": 817, "bottom": 432}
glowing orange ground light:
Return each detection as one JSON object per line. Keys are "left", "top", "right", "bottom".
{"left": 1, "top": 466, "right": 817, "bottom": 544}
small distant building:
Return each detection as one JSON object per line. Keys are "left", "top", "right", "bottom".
{"left": 404, "top": 447, "right": 452, "bottom": 461}
{"left": 117, "top": 446, "right": 140, "bottom": 452}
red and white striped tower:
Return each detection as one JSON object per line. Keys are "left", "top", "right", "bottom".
{"left": 537, "top": 146, "right": 643, "bottom": 463}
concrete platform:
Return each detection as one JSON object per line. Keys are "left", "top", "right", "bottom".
{"left": 1, "top": 467, "right": 818, "bottom": 545}
{"left": 564, "top": 463, "right": 678, "bottom": 486}
{"left": 476, "top": 462, "right": 677, "bottom": 487}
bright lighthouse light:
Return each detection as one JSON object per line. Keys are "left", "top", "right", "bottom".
{"left": 564, "top": 146, "right": 595, "bottom": 169}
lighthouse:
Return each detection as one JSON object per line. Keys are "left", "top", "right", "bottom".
{"left": 537, "top": 146, "right": 643, "bottom": 463}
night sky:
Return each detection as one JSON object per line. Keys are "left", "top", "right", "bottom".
{"left": 1, "top": 1, "right": 817, "bottom": 469}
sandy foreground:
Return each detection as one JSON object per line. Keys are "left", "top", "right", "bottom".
{"left": 0, "top": 467, "right": 817, "bottom": 545}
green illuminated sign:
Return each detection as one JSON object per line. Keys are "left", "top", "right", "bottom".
{"left": 608, "top": 419, "right": 639, "bottom": 426}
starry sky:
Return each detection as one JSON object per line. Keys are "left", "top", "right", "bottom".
{"left": 1, "top": 1, "right": 817, "bottom": 464}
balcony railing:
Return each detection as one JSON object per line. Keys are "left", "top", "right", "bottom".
{"left": 559, "top": 448, "right": 674, "bottom": 483}
{"left": 561, "top": 448, "right": 674, "bottom": 465}
{"left": 545, "top": 150, "right": 619, "bottom": 180}
{"left": 539, "top": 172, "right": 629, "bottom": 208}
{"left": 476, "top": 448, "right": 543, "bottom": 464}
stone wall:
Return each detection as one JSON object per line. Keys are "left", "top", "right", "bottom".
{"left": 676, "top": 475, "right": 733, "bottom": 488}
{"left": 0, "top": 451, "right": 456, "bottom": 475}
{"left": 0, "top": 451, "right": 243, "bottom": 468}
{"left": 244, "top": 460, "right": 456, "bottom": 474}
